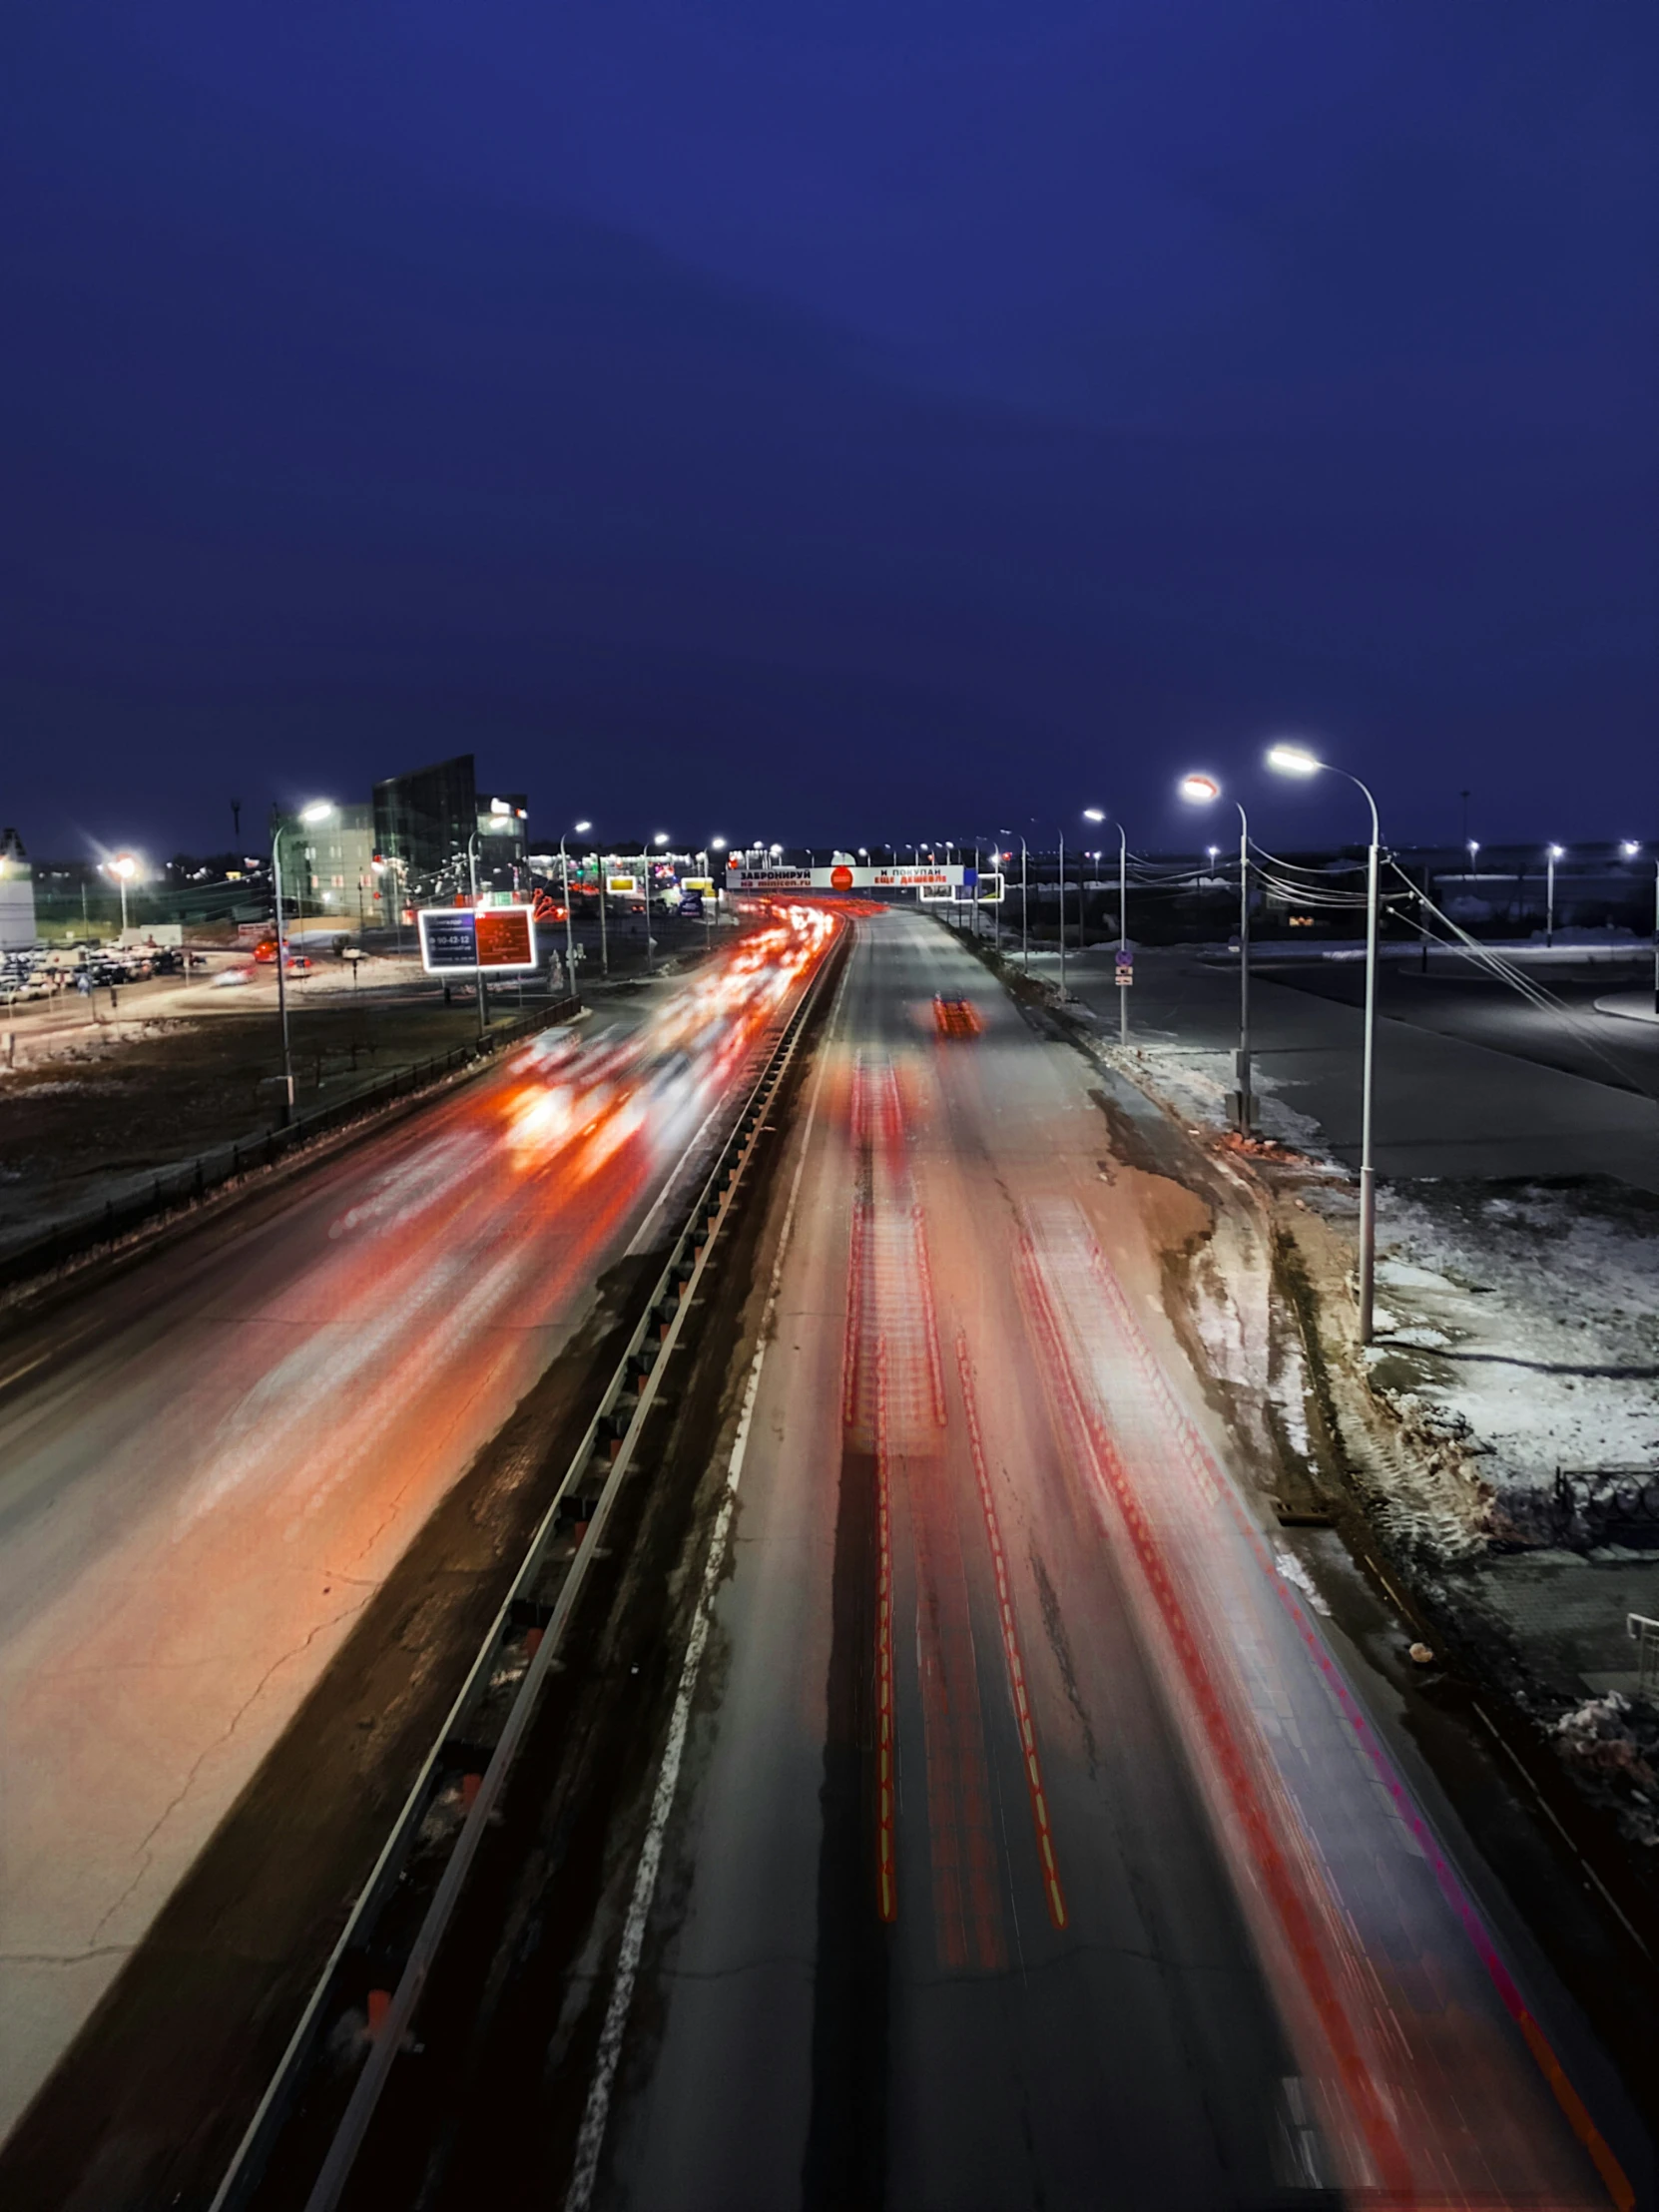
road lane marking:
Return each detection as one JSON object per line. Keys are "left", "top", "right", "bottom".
{"left": 564, "top": 934, "right": 851, "bottom": 2212}
{"left": 1068, "top": 1215, "right": 1634, "bottom": 2209}
{"left": 1019, "top": 1240, "right": 1415, "bottom": 2199}
{"left": 874, "top": 1339, "right": 897, "bottom": 1925}
{"left": 955, "top": 1334, "right": 1068, "bottom": 1932}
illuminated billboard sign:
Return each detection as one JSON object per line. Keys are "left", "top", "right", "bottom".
{"left": 606, "top": 874, "right": 639, "bottom": 895}
{"left": 417, "top": 906, "right": 539, "bottom": 974}
{"left": 722, "top": 862, "right": 987, "bottom": 894}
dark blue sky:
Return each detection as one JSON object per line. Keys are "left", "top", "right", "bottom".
{"left": 3, "top": 0, "right": 1654, "bottom": 858}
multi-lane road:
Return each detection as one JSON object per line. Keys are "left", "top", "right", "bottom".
{"left": 1, "top": 905, "right": 1652, "bottom": 2209}
{"left": 0, "top": 916, "right": 817, "bottom": 2155}
{"left": 568, "top": 911, "right": 1642, "bottom": 2210}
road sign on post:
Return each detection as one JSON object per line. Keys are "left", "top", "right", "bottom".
{"left": 1115, "top": 949, "right": 1134, "bottom": 987}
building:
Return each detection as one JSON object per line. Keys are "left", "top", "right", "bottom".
{"left": 0, "top": 829, "right": 36, "bottom": 947}
{"left": 276, "top": 804, "right": 379, "bottom": 932}
{"left": 370, "top": 755, "right": 530, "bottom": 906}
{"left": 372, "top": 755, "right": 478, "bottom": 889}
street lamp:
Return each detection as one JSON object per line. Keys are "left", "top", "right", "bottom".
{"left": 636, "top": 830, "right": 671, "bottom": 975}
{"left": 1623, "top": 842, "right": 1659, "bottom": 1013}
{"left": 1268, "top": 740, "right": 1384, "bottom": 1342}
{"left": 1546, "top": 844, "right": 1564, "bottom": 949}
{"left": 107, "top": 852, "right": 138, "bottom": 939}
{"left": 1180, "top": 773, "right": 1253, "bottom": 1129}
{"left": 273, "top": 801, "right": 334, "bottom": 1121}
{"left": 1005, "top": 831, "right": 1028, "bottom": 970}
{"left": 467, "top": 805, "right": 523, "bottom": 1039}
{"left": 560, "top": 822, "right": 591, "bottom": 995}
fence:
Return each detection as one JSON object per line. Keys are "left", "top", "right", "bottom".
{"left": 0, "top": 996, "right": 580, "bottom": 1295}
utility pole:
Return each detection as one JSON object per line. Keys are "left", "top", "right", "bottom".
{"left": 1057, "top": 831, "right": 1067, "bottom": 1000}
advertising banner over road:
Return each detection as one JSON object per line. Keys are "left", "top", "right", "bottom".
{"left": 723, "top": 863, "right": 982, "bottom": 893}
{"left": 417, "top": 906, "right": 540, "bottom": 974}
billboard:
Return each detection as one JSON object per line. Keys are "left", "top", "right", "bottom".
{"left": 606, "top": 874, "right": 639, "bottom": 895}
{"left": 417, "top": 906, "right": 539, "bottom": 974}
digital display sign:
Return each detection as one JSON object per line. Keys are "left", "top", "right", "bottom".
{"left": 417, "top": 906, "right": 539, "bottom": 974}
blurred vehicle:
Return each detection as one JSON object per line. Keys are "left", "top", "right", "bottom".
{"left": 211, "top": 965, "right": 254, "bottom": 989}
{"left": 932, "top": 992, "right": 982, "bottom": 1038}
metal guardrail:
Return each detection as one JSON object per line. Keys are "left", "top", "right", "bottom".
{"left": 0, "top": 996, "right": 582, "bottom": 1295}
{"left": 1629, "top": 1615, "right": 1659, "bottom": 1700}
{"left": 207, "top": 938, "right": 840, "bottom": 2212}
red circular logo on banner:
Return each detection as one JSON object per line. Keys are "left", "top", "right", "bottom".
{"left": 830, "top": 864, "right": 854, "bottom": 891}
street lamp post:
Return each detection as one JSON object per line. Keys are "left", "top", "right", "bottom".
{"left": 1546, "top": 843, "right": 1563, "bottom": 950}
{"left": 1116, "top": 825, "right": 1129, "bottom": 1043}
{"left": 1180, "top": 775, "right": 1253, "bottom": 1130}
{"left": 1625, "top": 842, "right": 1659, "bottom": 1014}
{"left": 465, "top": 832, "right": 488, "bottom": 1040}
{"left": 108, "top": 852, "right": 137, "bottom": 939}
{"left": 560, "top": 822, "right": 591, "bottom": 996}
{"left": 273, "top": 802, "right": 334, "bottom": 1122}
{"left": 467, "top": 803, "right": 523, "bottom": 1039}
{"left": 710, "top": 837, "right": 727, "bottom": 947}
{"left": 1269, "top": 742, "right": 1382, "bottom": 1341}
{"left": 1019, "top": 837, "right": 1030, "bottom": 969}
{"left": 1083, "top": 810, "right": 1106, "bottom": 959}
{"left": 1057, "top": 830, "right": 1068, "bottom": 999}
{"left": 646, "top": 831, "right": 669, "bottom": 974}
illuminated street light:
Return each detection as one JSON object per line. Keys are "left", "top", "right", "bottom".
{"left": 273, "top": 802, "right": 334, "bottom": 1120}
{"left": 1268, "top": 739, "right": 1384, "bottom": 1342}
{"left": 1266, "top": 742, "right": 1322, "bottom": 777}
{"left": 559, "top": 822, "right": 591, "bottom": 994}
{"left": 1180, "top": 773, "right": 1254, "bottom": 1130}
{"left": 107, "top": 851, "right": 138, "bottom": 939}
{"left": 1623, "top": 843, "right": 1659, "bottom": 1012}
{"left": 1546, "top": 844, "right": 1565, "bottom": 949}
{"left": 467, "top": 802, "right": 522, "bottom": 1036}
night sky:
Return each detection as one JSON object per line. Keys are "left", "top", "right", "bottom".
{"left": 3, "top": 1, "right": 1654, "bottom": 860}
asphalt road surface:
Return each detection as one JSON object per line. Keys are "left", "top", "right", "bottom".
{"left": 1039, "top": 943, "right": 1659, "bottom": 1189}
{"left": 0, "top": 922, "right": 815, "bottom": 2151}
{"left": 573, "top": 911, "right": 1639, "bottom": 2210}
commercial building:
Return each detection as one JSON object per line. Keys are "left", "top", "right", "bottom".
{"left": 370, "top": 755, "right": 529, "bottom": 907}
{"left": 276, "top": 804, "right": 379, "bottom": 932}
{"left": 372, "top": 756, "right": 478, "bottom": 888}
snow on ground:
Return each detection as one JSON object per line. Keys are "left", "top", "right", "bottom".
{"left": 1368, "top": 1182, "right": 1659, "bottom": 1543}
{"left": 1099, "top": 1033, "right": 1337, "bottom": 1163}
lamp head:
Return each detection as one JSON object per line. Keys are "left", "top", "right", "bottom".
{"left": 298, "top": 800, "right": 334, "bottom": 826}
{"left": 573, "top": 819, "right": 592, "bottom": 834}
{"left": 109, "top": 852, "right": 138, "bottom": 879}
{"left": 1179, "top": 773, "right": 1220, "bottom": 806}
{"left": 1548, "top": 843, "right": 1565, "bottom": 859}
{"left": 1622, "top": 840, "right": 1641, "bottom": 858}
{"left": 1083, "top": 807, "right": 1105, "bottom": 824}
{"left": 654, "top": 830, "right": 670, "bottom": 846}
{"left": 710, "top": 835, "right": 727, "bottom": 849}
{"left": 1266, "top": 743, "right": 1322, "bottom": 778}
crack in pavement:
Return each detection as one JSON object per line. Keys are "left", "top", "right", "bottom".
{"left": 83, "top": 1593, "right": 372, "bottom": 1948}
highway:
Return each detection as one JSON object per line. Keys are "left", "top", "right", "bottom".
{"left": 560, "top": 911, "right": 1636, "bottom": 2209}
{"left": 0, "top": 913, "right": 821, "bottom": 2154}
